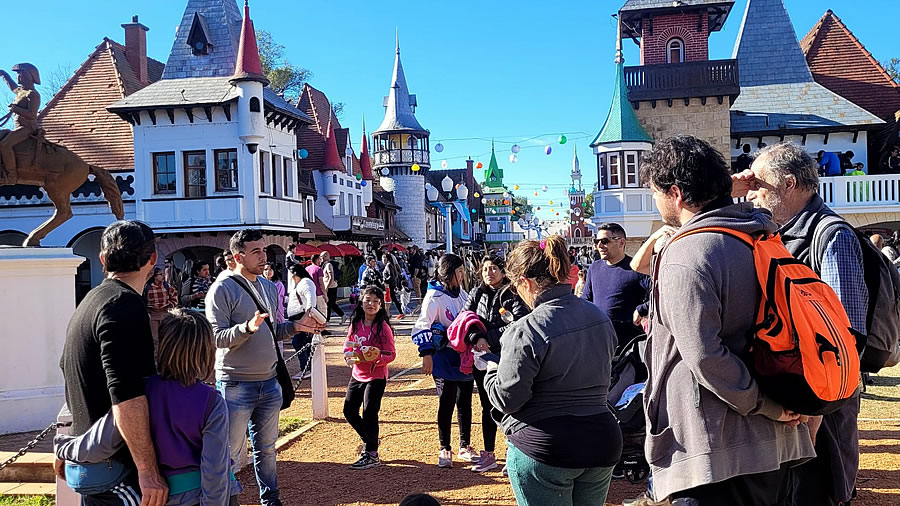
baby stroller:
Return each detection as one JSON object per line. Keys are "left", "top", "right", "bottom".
{"left": 608, "top": 334, "right": 650, "bottom": 484}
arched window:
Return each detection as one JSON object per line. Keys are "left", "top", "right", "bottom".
{"left": 249, "top": 97, "right": 261, "bottom": 112}
{"left": 667, "top": 38, "right": 684, "bottom": 64}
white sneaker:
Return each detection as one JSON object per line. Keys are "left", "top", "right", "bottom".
{"left": 458, "top": 445, "right": 480, "bottom": 463}
{"left": 470, "top": 451, "right": 498, "bottom": 472}
{"left": 438, "top": 449, "right": 453, "bottom": 468}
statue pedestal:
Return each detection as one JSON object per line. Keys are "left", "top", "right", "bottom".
{"left": 0, "top": 247, "right": 83, "bottom": 435}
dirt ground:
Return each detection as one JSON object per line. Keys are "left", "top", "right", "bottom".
{"left": 235, "top": 313, "right": 900, "bottom": 506}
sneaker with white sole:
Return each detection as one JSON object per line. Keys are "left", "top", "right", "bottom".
{"left": 438, "top": 449, "right": 453, "bottom": 468}
{"left": 470, "top": 451, "right": 497, "bottom": 472}
{"left": 501, "top": 464, "right": 508, "bottom": 477}
{"left": 350, "top": 452, "right": 381, "bottom": 470}
{"left": 458, "top": 445, "right": 480, "bottom": 463}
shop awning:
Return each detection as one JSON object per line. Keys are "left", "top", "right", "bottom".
{"left": 382, "top": 242, "right": 408, "bottom": 252}
{"left": 336, "top": 243, "right": 363, "bottom": 256}
{"left": 294, "top": 243, "right": 322, "bottom": 257}
{"left": 316, "top": 243, "right": 343, "bottom": 257}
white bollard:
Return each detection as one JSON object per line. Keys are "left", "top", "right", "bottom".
{"left": 310, "top": 333, "right": 329, "bottom": 419}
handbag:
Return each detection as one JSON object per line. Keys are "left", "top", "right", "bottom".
{"left": 228, "top": 276, "right": 295, "bottom": 410}
{"left": 64, "top": 459, "right": 131, "bottom": 495}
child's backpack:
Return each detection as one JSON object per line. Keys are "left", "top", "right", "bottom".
{"left": 810, "top": 215, "right": 900, "bottom": 372}
{"left": 669, "top": 227, "right": 862, "bottom": 416}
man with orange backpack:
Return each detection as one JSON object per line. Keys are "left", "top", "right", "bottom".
{"left": 640, "top": 135, "right": 816, "bottom": 504}
{"left": 735, "top": 143, "right": 872, "bottom": 506}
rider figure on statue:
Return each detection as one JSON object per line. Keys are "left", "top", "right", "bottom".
{"left": 0, "top": 63, "right": 41, "bottom": 185}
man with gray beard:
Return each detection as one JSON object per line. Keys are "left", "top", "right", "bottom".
{"left": 733, "top": 142, "right": 868, "bottom": 506}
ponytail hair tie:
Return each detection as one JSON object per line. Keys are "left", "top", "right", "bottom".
{"left": 539, "top": 240, "right": 546, "bottom": 250}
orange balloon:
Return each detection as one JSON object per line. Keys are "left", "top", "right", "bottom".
{"left": 476, "top": 162, "right": 483, "bottom": 169}
{"left": 511, "top": 209, "right": 516, "bottom": 214}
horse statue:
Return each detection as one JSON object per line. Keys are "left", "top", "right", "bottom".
{"left": 0, "top": 130, "right": 124, "bottom": 246}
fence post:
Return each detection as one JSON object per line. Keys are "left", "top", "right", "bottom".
{"left": 311, "top": 333, "right": 329, "bottom": 419}
{"left": 56, "top": 405, "right": 79, "bottom": 506}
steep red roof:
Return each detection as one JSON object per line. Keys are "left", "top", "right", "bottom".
{"left": 801, "top": 10, "right": 900, "bottom": 121}
{"left": 359, "top": 129, "right": 373, "bottom": 180}
{"left": 297, "top": 83, "right": 348, "bottom": 172}
{"left": 321, "top": 122, "right": 344, "bottom": 172}
{"left": 232, "top": 0, "right": 268, "bottom": 85}
{"left": 38, "top": 38, "right": 164, "bottom": 170}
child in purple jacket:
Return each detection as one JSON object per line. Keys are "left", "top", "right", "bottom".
{"left": 55, "top": 309, "right": 240, "bottom": 505}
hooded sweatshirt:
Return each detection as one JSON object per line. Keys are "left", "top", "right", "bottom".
{"left": 411, "top": 282, "right": 471, "bottom": 381}
{"left": 646, "top": 199, "right": 815, "bottom": 500}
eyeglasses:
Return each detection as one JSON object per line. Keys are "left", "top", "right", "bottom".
{"left": 595, "top": 237, "right": 623, "bottom": 245}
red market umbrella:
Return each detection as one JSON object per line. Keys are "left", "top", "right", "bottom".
{"left": 317, "top": 243, "right": 343, "bottom": 257}
{"left": 336, "top": 243, "right": 362, "bottom": 256}
{"left": 383, "top": 243, "right": 408, "bottom": 252}
{"left": 293, "top": 243, "right": 322, "bottom": 257}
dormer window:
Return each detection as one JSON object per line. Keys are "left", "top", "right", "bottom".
{"left": 186, "top": 12, "right": 213, "bottom": 56}
{"left": 667, "top": 38, "right": 684, "bottom": 64}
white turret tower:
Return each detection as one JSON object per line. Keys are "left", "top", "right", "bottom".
{"left": 371, "top": 33, "right": 431, "bottom": 248}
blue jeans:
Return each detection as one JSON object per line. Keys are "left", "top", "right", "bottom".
{"left": 217, "top": 377, "right": 282, "bottom": 506}
{"left": 506, "top": 442, "right": 614, "bottom": 506}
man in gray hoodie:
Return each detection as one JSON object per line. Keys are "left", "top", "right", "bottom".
{"left": 206, "top": 229, "right": 324, "bottom": 506}
{"left": 641, "top": 135, "right": 816, "bottom": 504}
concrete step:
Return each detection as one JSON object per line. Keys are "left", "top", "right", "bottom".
{"left": 0, "top": 451, "right": 56, "bottom": 483}
{"left": 0, "top": 481, "right": 56, "bottom": 494}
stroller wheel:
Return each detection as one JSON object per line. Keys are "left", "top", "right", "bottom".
{"left": 625, "top": 466, "right": 648, "bottom": 484}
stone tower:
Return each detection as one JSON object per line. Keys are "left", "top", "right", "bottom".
{"left": 371, "top": 35, "right": 430, "bottom": 248}
{"left": 617, "top": 0, "right": 740, "bottom": 160}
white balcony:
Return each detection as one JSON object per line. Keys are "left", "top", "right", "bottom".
{"left": 592, "top": 174, "right": 900, "bottom": 237}
{"left": 485, "top": 232, "right": 525, "bottom": 243}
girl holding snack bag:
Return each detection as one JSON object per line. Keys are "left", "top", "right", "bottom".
{"left": 342, "top": 286, "right": 396, "bottom": 470}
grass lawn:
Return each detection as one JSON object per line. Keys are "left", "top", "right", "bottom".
{"left": 278, "top": 415, "right": 308, "bottom": 437}
{"left": 0, "top": 496, "right": 53, "bottom": 506}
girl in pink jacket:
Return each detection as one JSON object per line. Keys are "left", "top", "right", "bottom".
{"left": 343, "top": 286, "right": 396, "bottom": 470}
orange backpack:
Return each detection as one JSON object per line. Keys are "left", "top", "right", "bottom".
{"left": 670, "top": 227, "right": 861, "bottom": 416}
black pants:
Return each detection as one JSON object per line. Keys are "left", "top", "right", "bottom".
{"left": 292, "top": 332, "right": 312, "bottom": 371}
{"left": 343, "top": 378, "right": 387, "bottom": 452}
{"left": 434, "top": 377, "right": 474, "bottom": 451}
{"left": 326, "top": 287, "right": 344, "bottom": 320}
{"left": 472, "top": 368, "right": 498, "bottom": 452}
{"left": 81, "top": 472, "right": 141, "bottom": 505}
{"left": 670, "top": 462, "right": 792, "bottom": 506}
{"left": 388, "top": 285, "right": 404, "bottom": 315}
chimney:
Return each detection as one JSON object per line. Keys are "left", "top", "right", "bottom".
{"left": 122, "top": 15, "right": 149, "bottom": 85}
{"left": 465, "top": 158, "right": 474, "bottom": 190}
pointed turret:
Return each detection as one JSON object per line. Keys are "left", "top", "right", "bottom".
{"left": 591, "top": 34, "right": 652, "bottom": 147}
{"left": 484, "top": 142, "right": 504, "bottom": 189}
{"left": 571, "top": 141, "right": 582, "bottom": 191}
{"left": 375, "top": 34, "right": 426, "bottom": 133}
{"left": 231, "top": 0, "right": 268, "bottom": 85}
{"left": 359, "top": 118, "right": 373, "bottom": 180}
{"left": 322, "top": 121, "right": 344, "bottom": 172}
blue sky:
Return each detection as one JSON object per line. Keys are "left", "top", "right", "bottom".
{"left": 2, "top": 0, "right": 897, "bottom": 221}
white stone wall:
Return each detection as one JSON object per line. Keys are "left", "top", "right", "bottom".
{"left": 392, "top": 175, "right": 426, "bottom": 248}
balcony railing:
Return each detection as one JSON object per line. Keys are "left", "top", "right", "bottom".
{"left": 485, "top": 232, "right": 525, "bottom": 243}
{"left": 0, "top": 171, "right": 136, "bottom": 207}
{"left": 624, "top": 59, "right": 740, "bottom": 102}
{"left": 372, "top": 148, "right": 430, "bottom": 166}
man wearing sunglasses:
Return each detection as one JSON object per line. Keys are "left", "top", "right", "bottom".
{"left": 581, "top": 223, "right": 650, "bottom": 351}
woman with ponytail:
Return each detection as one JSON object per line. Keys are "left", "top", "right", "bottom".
{"left": 483, "top": 235, "right": 622, "bottom": 505}
{"left": 411, "top": 253, "right": 479, "bottom": 468}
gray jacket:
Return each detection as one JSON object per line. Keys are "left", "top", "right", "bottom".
{"left": 206, "top": 274, "right": 296, "bottom": 382}
{"left": 484, "top": 284, "right": 617, "bottom": 435}
{"left": 646, "top": 201, "right": 815, "bottom": 500}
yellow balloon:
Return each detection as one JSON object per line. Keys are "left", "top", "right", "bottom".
{"left": 411, "top": 164, "right": 421, "bottom": 172}
{"left": 549, "top": 200, "right": 554, "bottom": 205}
{"left": 474, "top": 192, "right": 480, "bottom": 198}
{"left": 513, "top": 185, "right": 520, "bottom": 190}
{"left": 550, "top": 208, "right": 555, "bottom": 213}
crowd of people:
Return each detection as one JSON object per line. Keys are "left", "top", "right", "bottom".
{"left": 54, "top": 133, "right": 894, "bottom": 506}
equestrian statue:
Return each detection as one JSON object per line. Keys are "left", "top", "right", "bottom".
{"left": 0, "top": 63, "right": 123, "bottom": 246}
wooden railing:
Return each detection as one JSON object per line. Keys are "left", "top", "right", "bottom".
{"left": 624, "top": 59, "right": 740, "bottom": 102}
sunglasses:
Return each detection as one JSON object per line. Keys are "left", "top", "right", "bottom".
{"left": 595, "top": 237, "right": 623, "bottom": 245}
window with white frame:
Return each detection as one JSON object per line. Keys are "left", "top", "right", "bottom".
{"left": 271, "top": 153, "right": 279, "bottom": 197}
{"left": 625, "top": 152, "right": 639, "bottom": 187}
{"left": 608, "top": 153, "right": 621, "bottom": 188}
{"left": 306, "top": 197, "right": 315, "bottom": 222}
{"left": 283, "top": 158, "right": 292, "bottom": 198}
{"left": 340, "top": 192, "right": 346, "bottom": 215}
{"left": 667, "top": 38, "right": 684, "bottom": 64}
{"left": 259, "top": 150, "right": 269, "bottom": 194}
{"left": 348, "top": 194, "right": 354, "bottom": 215}
{"left": 357, "top": 195, "right": 362, "bottom": 215}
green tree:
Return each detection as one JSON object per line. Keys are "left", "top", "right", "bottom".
{"left": 883, "top": 58, "right": 900, "bottom": 84}
{"left": 582, "top": 193, "right": 594, "bottom": 220}
{"left": 257, "top": 30, "right": 312, "bottom": 101}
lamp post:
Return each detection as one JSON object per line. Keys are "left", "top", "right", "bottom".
{"left": 427, "top": 177, "right": 468, "bottom": 254}
{"left": 519, "top": 213, "right": 547, "bottom": 240}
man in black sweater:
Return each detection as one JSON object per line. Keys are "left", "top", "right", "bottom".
{"left": 581, "top": 222, "right": 650, "bottom": 350}
{"left": 58, "top": 221, "right": 168, "bottom": 505}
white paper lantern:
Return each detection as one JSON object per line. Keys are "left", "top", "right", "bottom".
{"left": 542, "top": 185, "right": 548, "bottom": 192}
{"left": 509, "top": 154, "right": 518, "bottom": 163}
{"left": 441, "top": 160, "right": 448, "bottom": 169}
{"left": 380, "top": 177, "right": 395, "bottom": 192}
{"left": 380, "top": 167, "right": 390, "bottom": 176}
